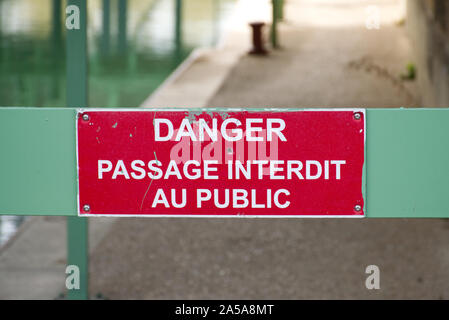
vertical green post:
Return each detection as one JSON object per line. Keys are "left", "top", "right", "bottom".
{"left": 102, "top": 0, "right": 111, "bottom": 54}
{"left": 118, "top": 0, "right": 127, "bottom": 54}
{"left": 277, "top": 0, "right": 284, "bottom": 21}
{"left": 52, "top": 0, "right": 62, "bottom": 41}
{"left": 66, "top": 0, "right": 89, "bottom": 300}
{"left": 271, "top": 0, "right": 279, "bottom": 48}
{"left": 175, "top": 0, "right": 182, "bottom": 50}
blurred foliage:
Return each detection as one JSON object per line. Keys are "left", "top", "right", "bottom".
{"left": 401, "top": 63, "right": 416, "bottom": 81}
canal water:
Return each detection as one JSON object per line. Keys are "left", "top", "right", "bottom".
{"left": 0, "top": 0, "right": 236, "bottom": 246}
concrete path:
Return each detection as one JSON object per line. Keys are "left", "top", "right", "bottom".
{"left": 87, "top": 0, "right": 449, "bottom": 299}
{"left": 210, "top": 0, "right": 417, "bottom": 108}
{"left": 0, "top": 216, "right": 116, "bottom": 299}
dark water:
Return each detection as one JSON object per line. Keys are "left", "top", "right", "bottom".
{"left": 0, "top": 0, "right": 236, "bottom": 246}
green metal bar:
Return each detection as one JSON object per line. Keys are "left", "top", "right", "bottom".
{"left": 1, "top": 108, "right": 449, "bottom": 218}
{"left": 117, "top": 0, "right": 127, "bottom": 54}
{"left": 67, "top": 214, "right": 89, "bottom": 299}
{"left": 276, "top": 0, "right": 284, "bottom": 21}
{"left": 52, "top": 0, "right": 62, "bottom": 41}
{"left": 67, "top": 1, "right": 88, "bottom": 107}
{"left": 101, "top": 0, "right": 111, "bottom": 54}
{"left": 66, "top": 0, "right": 88, "bottom": 300}
{"left": 366, "top": 109, "right": 449, "bottom": 218}
{"left": 0, "top": 108, "right": 77, "bottom": 215}
{"left": 175, "top": 0, "right": 182, "bottom": 50}
{"left": 271, "top": 0, "right": 279, "bottom": 48}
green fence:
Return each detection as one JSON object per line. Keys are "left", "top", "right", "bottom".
{"left": 2, "top": 107, "right": 449, "bottom": 218}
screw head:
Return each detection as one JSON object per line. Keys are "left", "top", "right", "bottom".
{"left": 83, "top": 204, "right": 91, "bottom": 212}
{"left": 354, "top": 205, "right": 362, "bottom": 212}
{"left": 354, "top": 112, "right": 361, "bottom": 120}
{"left": 82, "top": 114, "right": 90, "bottom": 121}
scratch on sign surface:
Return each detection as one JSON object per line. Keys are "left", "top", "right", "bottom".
{"left": 140, "top": 151, "right": 158, "bottom": 211}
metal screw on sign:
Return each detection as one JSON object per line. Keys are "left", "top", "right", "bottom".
{"left": 83, "top": 204, "right": 91, "bottom": 212}
{"left": 82, "top": 114, "right": 89, "bottom": 121}
{"left": 354, "top": 205, "right": 362, "bottom": 212}
{"left": 354, "top": 112, "right": 362, "bottom": 120}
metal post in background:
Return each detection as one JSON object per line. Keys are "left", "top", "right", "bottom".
{"left": 51, "top": 0, "right": 63, "bottom": 100}
{"left": 52, "top": 0, "right": 62, "bottom": 41}
{"left": 271, "top": 0, "right": 279, "bottom": 48}
{"left": 102, "top": 0, "right": 111, "bottom": 54}
{"left": 175, "top": 0, "right": 183, "bottom": 50}
{"left": 66, "top": 0, "right": 89, "bottom": 300}
{"left": 118, "top": 0, "right": 128, "bottom": 54}
{"left": 276, "top": 0, "right": 284, "bottom": 21}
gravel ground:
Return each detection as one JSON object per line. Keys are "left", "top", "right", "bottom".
{"left": 90, "top": 0, "right": 449, "bottom": 299}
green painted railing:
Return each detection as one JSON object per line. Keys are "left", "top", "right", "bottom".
{"left": 271, "top": 0, "right": 279, "bottom": 48}
{"left": 1, "top": 107, "right": 449, "bottom": 218}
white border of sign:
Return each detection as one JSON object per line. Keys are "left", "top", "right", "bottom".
{"left": 76, "top": 108, "right": 366, "bottom": 218}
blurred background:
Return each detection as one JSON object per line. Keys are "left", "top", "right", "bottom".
{"left": 1, "top": 0, "right": 449, "bottom": 299}
{"left": 0, "top": 0, "right": 235, "bottom": 108}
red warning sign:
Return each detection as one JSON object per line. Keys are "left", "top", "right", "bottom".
{"left": 76, "top": 109, "right": 365, "bottom": 217}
